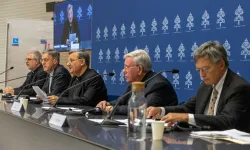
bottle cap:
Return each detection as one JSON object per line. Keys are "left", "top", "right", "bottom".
{"left": 131, "top": 82, "right": 145, "bottom": 92}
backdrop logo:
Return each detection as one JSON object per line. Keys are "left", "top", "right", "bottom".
{"left": 119, "top": 70, "right": 125, "bottom": 85}
{"left": 223, "top": 40, "right": 232, "bottom": 61}
{"left": 234, "top": 5, "right": 245, "bottom": 27}
{"left": 216, "top": 8, "right": 226, "bottom": 29}
{"left": 114, "top": 47, "right": 120, "bottom": 62}
{"left": 112, "top": 25, "right": 117, "bottom": 39}
{"left": 98, "top": 49, "right": 103, "bottom": 63}
{"left": 140, "top": 20, "right": 146, "bottom": 36}
{"left": 240, "top": 38, "right": 250, "bottom": 61}
{"left": 54, "top": 12, "right": 57, "bottom": 24}
{"left": 172, "top": 74, "right": 180, "bottom": 89}
{"left": 103, "top": 70, "right": 108, "bottom": 83}
{"left": 178, "top": 43, "right": 186, "bottom": 62}
{"left": 165, "top": 44, "right": 173, "bottom": 62}
{"left": 111, "top": 70, "right": 116, "bottom": 84}
{"left": 87, "top": 4, "right": 92, "bottom": 19}
{"left": 186, "top": 13, "right": 194, "bottom": 32}
{"left": 154, "top": 45, "right": 161, "bottom": 62}
{"left": 144, "top": 45, "right": 149, "bottom": 53}
{"left": 124, "top": 47, "right": 129, "bottom": 55}
{"left": 96, "top": 27, "right": 101, "bottom": 41}
{"left": 120, "top": 23, "right": 126, "bottom": 39}
{"left": 174, "top": 15, "right": 181, "bottom": 33}
{"left": 77, "top": 6, "right": 83, "bottom": 20}
{"left": 162, "top": 16, "right": 169, "bottom": 34}
{"left": 201, "top": 10, "right": 210, "bottom": 30}
{"left": 151, "top": 18, "right": 158, "bottom": 35}
{"left": 103, "top": 26, "right": 108, "bottom": 40}
{"left": 191, "top": 42, "right": 198, "bottom": 60}
{"left": 185, "top": 71, "right": 193, "bottom": 90}
{"left": 161, "top": 72, "right": 168, "bottom": 79}
{"left": 106, "top": 48, "right": 111, "bottom": 63}
{"left": 130, "top": 21, "right": 136, "bottom": 37}
{"left": 60, "top": 11, "right": 64, "bottom": 24}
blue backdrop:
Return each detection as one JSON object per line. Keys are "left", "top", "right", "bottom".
{"left": 91, "top": 0, "right": 250, "bottom": 103}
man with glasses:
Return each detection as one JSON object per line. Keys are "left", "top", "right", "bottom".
{"left": 147, "top": 41, "right": 250, "bottom": 132}
{"left": 96, "top": 49, "right": 178, "bottom": 115}
{"left": 47, "top": 50, "right": 107, "bottom": 107}
{"left": 41, "top": 49, "right": 71, "bottom": 96}
{"left": 3, "top": 51, "right": 47, "bottom": 96}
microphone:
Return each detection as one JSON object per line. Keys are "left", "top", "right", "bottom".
{"left": 101, "top": 69, "right": 179, "bottom": 126}
{"left": 15, "top": 73, "right": 64, "bottom": 100}
{"left": 0, "top": 75, "right": 27, "bottom": 84}
{"left": 46, "top": 72, "right": 115, "bottom": 112}
{"left": 0, "top": 66, "right": 14, "bottom": 76}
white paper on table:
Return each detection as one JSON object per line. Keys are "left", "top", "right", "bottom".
{"left": 32, "top": 86, "right": 48, "bottom": 103}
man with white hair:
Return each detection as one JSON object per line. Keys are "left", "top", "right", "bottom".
{"left": 96, "top": 49, "right": 178, "bottom": 115}
{"left": 3, "top": 50, "right": 47, "bottom": 96}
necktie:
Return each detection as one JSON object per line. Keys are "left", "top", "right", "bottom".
{"left": 208, "top": 88, "right": 218, "bottom": 115}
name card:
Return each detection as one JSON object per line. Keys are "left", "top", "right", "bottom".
{"left": 11, "top": 102, "right": 25, "bottom": 112}
{"left": 49, "top": 113, "right": 68, "bottom": 127}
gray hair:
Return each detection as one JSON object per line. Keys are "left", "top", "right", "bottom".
{"left": 194, "top": 41, "right": 229, "bottom": 67}
{"left": 27, "top": 50, "right": 42, "bottom": 63}
{"left": 69, "top": 50, "right": 90, "bottom": 67}
{"left": 43, "top": 49, "right": 60, "bottom": 64}
{"left": 67, "top": 4, "right": 73, "bottom": 11}
{"left": 124, "top": 49, "right": 152, "bottom": 72}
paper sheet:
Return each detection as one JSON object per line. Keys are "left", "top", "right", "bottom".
{"left": 32, "top": 86, "right": 48, "bottom": 103}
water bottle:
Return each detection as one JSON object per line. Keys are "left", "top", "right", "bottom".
{"left": 128, "top": 82, "right": 147, "bottom": 141}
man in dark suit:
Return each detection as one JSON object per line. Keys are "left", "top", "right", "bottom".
{"left": 41, "top": 49, "right": 71, "bottom": 96}
{"left": 96, "top": 50, "right": 178, "bottom": 115}
{"left": 61, "top": 4, "right": 80, "bottom": 45}
{"left": 3, "top": 51, "right": 47, "bottom": 96}
{"left": 48, "top": 50, "right": 107, "bottom": 107}
{"left": 147, "top": 41, "right": 250, "bottom": 132}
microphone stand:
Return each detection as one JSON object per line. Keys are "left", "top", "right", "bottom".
{"left": 101, "top": 69, "right": 179, "bottom": 126}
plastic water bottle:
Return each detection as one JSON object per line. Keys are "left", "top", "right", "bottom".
{"left": 128, "top": 82, "right": 147, "bottom": 141}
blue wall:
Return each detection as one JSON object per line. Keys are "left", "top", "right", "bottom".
{"left": 91, "top": 0, "right": 250, "bottom": 103}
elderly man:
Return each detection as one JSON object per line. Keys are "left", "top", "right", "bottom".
{"left": 61, "top": 4, "right": 80, "bottom": 44}
{"left": 147, "top": 41, "right": 250, "bottom": 133}
{"left": 48, "top": 50, "right": 107, "bottom": 107}
{"left": 41, "top": 49, "right": 71, "bottom": 96}
{"left": 3, "top": 51, "right": 47, "bottom": 96}
{"left": 96, "top": 49, "right": 178, "bottom": 115}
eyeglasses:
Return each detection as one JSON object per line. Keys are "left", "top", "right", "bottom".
{"left": 67, "top": 58, "right": 80, "bottom": 64}
{"left": 41, "top": 58, "right": 50, "bottom": 62}
{"left": 25, "top": 58, "right": 35, "bottom": 61}
{"left": 124, "top": 65, "right": 138, "bottom": 71}
{"left": 196, "top": 66, "right": 211, "bottom": 74}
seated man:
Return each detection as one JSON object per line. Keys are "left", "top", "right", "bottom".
{"left": 3, "top": 50, "right": 47, "bottom": 96}
{"left": 147, "top": 41, "right": 250, "bottom": 133}
{"left": 97, "top": 49, "right": 178, "bottom": 115}
{"left": 48, "top": 50, "right": 108, "bottom": 107}
{"left": 41, "top": 49, "right": 71, "bottom": 96}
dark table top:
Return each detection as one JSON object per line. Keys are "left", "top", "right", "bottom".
{"left": 0, "top": 101, "right": 250, "bottom": 150}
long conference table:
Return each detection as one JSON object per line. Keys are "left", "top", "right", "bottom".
{"left": 0, "top": 101, "right": 250, "bottom": 150}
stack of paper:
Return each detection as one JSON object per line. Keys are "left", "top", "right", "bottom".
{"left": 191, "top": 129, "right": 250, "bottom": 144}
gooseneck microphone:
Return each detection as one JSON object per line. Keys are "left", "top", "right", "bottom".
{"left": 101, "top": 69, "right": 179, "bottom": 126}
{"left": 15, "top": 73, "right": 64, "bottom": 100}
{"left": 0, "top": 66, "right": 14, "bottom": 76}
{"left": 46, "top": 72, "right": 115, "bottom": 112}
{"left": 0, "top": 75, "right": 27, "bottom": 84}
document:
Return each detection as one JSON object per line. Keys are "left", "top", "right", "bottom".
{"left": 191, "top": 129, "right": 250, "bottom": 144}
{"left": 32, "top": 86, "right": 48, "bottom": 103}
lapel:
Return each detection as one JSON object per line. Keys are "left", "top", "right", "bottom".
{"left": 197, "top": 85, "right": 213, "bottom": 114}
{"left": 216, "top": 69, "right": 232, "bottom": 114}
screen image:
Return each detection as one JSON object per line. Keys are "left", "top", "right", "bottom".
{"left": 53, "top": 0, "right": 92, "bottom": 51}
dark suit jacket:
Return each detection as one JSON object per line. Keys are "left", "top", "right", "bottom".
{"left": 14, "top": 65, "right": 47, "bottom": 96}
{"left": 61, "top": 18, "right": 80, "bottom": 44}
{"left": 164, "top": 69, "right": 250, "bottom": 133}
{"left": 58, "top": 68, "right": 108, "bottom": 107}
{"left": 42, "top": 64, "right": 71, "bottom": 96}
{"left": 112, "top": 70, "right": 178, "bottom": 115}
